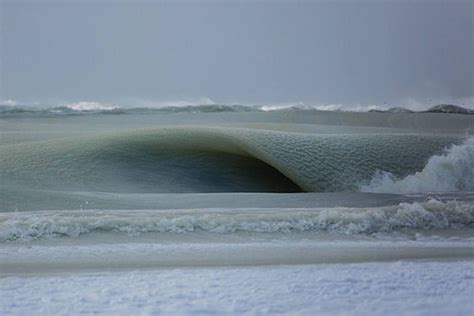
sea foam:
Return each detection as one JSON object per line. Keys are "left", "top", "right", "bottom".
{"left": 1, "top": 199, "right": 472, "bottom": 242}
{"left": 362, "top": 138, "right": 474, "bottom": 193}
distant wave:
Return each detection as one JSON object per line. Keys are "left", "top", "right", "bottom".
{"left": 362, "top": 137, "right": 474, "bottom": 193}
{"left": 0, "top": 103, "right": 257, "bottom": 116}
{"left": 258, "top": 103, "right": 386, "bottom": 112}
{"left": 64, "top": 101, "right": 117, "bottom": 111}
{"left": 1, "top": 100, "right": 472, "bottom": 117}
{"left": 0, "top": 101, "right": 407, "bottom": 115}
{"left": 1, "top": 199, "right": 472, "bottom": 241}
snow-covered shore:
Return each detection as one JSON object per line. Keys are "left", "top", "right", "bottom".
{"left": 2, "top": 260, "right": 473, "bottom": 315}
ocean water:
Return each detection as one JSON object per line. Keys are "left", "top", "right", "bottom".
{"left": 1, "top": 107, "right": 473, "bottom": 314}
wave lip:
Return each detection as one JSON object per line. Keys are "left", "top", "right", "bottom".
{"left": 1, "top": 199, "right": 472, "bottom": 242}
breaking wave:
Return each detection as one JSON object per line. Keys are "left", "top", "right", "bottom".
{"left": 1, "top": 199, "right": 472, "bottom": 242}
{"left": 362, "top": 138, "right": 474, "bottom": 193}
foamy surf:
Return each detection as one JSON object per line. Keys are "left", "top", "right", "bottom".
{"left": 1, "top": 199, "right": 473, "bottom": 242}
{"left": 362, "top": 137, "right": 474, "bottom": 193}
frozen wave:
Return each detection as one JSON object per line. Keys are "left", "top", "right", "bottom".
{"left": 0, "top": 127, "right": 461, "bottom": 196}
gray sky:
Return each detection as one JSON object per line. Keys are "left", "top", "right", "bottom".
{"left": 1, "top": 0, "right": 472, "bottom": 106}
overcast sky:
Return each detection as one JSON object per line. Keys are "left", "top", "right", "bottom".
{"left": 1, "top": 0, "right": 472, "bottom": 107}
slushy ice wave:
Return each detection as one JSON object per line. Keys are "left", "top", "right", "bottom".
{"left": 1, "top": 127, "right": 469, "bottom": 193}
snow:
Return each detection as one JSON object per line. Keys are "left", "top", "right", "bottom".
{"left": 1, "top": 260, "right": 473, "bottom": 315}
